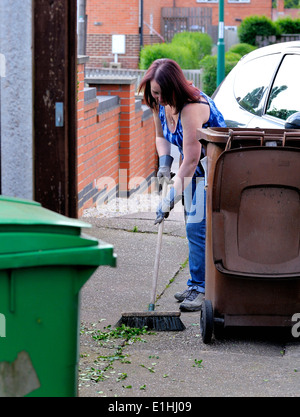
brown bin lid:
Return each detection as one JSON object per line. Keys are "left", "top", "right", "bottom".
{"left": 198, "top": 127, "right": 300, "bottom": 147}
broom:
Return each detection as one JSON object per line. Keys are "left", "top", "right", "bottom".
{"left": 116, "top": 181, "right": 185, "bottom": 331}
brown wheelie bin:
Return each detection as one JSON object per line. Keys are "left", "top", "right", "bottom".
{"left": 197, "top": 128, "right": 300, "bottom": 343}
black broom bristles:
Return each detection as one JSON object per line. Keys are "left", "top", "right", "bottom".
{"left": 116, "top": 311, "right": 185, "bottom": 331}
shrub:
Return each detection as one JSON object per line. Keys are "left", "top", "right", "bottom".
{"left": 172, "top": 31, "right": 213, "bottom": 64}
{"left": 228, "top": 43, "right": 257, "bottom": 57}
{"left": 199, "top": 55, "right": 217, "bottom": 97}
{"left": 275, "top": 16, "right": 300, "bottom": 34}
{"left": 200, "top": 49, "right": 242, "bottom": 96}
{"left": 225, "top": 51, "right": 242, "bottom": 63}
{"left": 139, "top": 31, "right": 213, "bottom": 70}
{"left": 238, "top": 15, "right": 278, "bottom": 46}
{"left": 139, "top": 42, "right": 195, "bottom": 69}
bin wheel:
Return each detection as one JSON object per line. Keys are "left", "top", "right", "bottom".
{"left": 200, "top": 300, "right": 214, "bottom": 344}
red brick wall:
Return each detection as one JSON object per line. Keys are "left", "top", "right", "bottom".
{"left": 87, "top": 0, "right": 139, "bottom": 35}
{"left": 142, "top": 0, "right": 273, "bottom": 29}
{"left": 91, "top": 81, "right": 157, "bottom": 197}
{"left": 77, "top": 58, "right": 157, "bottom": 216}
{"left": 223, "top": 0, "right": 273, "bottom": 26}
{"left": 77, "top": 60, "right": 120, "bottom": 215}
{"left": 77, "top": 61, "right": 85, "bottom": 139}
{"left": 87, "top": 34, "right": 141, "bottom": 69}
{"left": 86, "top": 0, "right": 140, "bottom": 69}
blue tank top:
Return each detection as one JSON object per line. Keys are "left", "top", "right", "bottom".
{"left": 159, "top": 91, "right": 226, "bottom": 177}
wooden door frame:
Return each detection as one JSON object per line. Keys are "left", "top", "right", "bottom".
{"left": 34, "top": 0, "right": 78, "bottom": 217}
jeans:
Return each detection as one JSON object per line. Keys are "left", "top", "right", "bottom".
{"left": 184, "top": 176, "right": 206, "bottom": 294}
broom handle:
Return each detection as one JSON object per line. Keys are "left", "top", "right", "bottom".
{"left": 149, "top": 181, "right": 167, "bottom": 310}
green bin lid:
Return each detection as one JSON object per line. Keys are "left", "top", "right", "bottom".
{"left": 0, "top": 195, "right": 89, "bottom": 230}
{"left": 0, "top": 196, "right": 116, "bottom": 269}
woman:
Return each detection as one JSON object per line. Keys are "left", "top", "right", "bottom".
{"left": 139, "top": 59, "right": 226, "bottom": 312}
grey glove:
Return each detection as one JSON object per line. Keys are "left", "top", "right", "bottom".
{"left": 157, "top": 155, "right": 174, "bottom": 185}
{"left": 155, "top": 186, "right": 180, "bottom": 225}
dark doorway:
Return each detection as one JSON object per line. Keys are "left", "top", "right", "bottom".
{"left": 34, "top": 0, "right": 78, "bottom": 217}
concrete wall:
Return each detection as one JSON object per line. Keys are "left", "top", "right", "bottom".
{"left": 0, "top": 0, "right": 33, "bottom": 199}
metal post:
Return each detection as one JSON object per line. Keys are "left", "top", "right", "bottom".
{"left": 217, "top": 0, "right": 225, "bottom": 87}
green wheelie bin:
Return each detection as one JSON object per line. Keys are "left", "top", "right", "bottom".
{"left": 0, "top": 196, "right": 116, "bottom": 397}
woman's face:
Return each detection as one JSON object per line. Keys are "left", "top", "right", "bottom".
{"left": 150, "top": 79, "right": 166, "bottom": 106}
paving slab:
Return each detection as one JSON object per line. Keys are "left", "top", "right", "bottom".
{"left": 78, "top": 206, "right": 300, "bottom": 399}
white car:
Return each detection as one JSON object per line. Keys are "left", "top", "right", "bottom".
{"left": 213, "top": 41, "right": 300, "bottom": 129}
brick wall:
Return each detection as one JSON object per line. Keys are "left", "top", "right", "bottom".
{"left": 144, "top": 0, "right": 273, "bottom": 29}
{"left": 87, "top": 0, "right": 139, "bottom": 35}
{"left": 86, "top": 0, "right": 140, "bottom": 69}
{"left": 77, "top": 56, "right": 157, "bottom": 216}
{"left": 87, "top": 34, "right": 141, "bottom": 69}
{"left": 223, "top": 0, "right": 273, "bottom": 27}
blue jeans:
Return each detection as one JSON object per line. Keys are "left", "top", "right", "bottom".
{"left": 184, "top": 177, "right": 206, "bottom": 294}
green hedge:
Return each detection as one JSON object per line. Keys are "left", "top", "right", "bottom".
{"left": 275, "top": 16, "right": 300, "bottom": 34}
{"left": 139, "top": 43, "right": 195, "bottom": 69}
{"left": 228, "top": 43, "right": 257, "bottom": 56}
{"left": 238, "top": 15, "right": 279, "bottom": 46}
{"left": 200, "top": 43, "right": 257, "bottom": 96}
{"left": 139, "top": 32, "right": 213, "bottom": 70}
{"left": 172, "top": 32, "right": 213, "bottom": 64}
{"left": 200, "top": 55, "right": 238, "bottom": 97}
{"left": 238, "top": 15, "right": 300, "bottom": 46}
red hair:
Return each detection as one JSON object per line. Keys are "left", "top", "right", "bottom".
{"left": 138, "top": 59, "right": 201, "bottom": 114}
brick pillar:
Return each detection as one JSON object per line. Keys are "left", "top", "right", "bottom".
{"left": 85, "top": 75, "right": 157, "bottom": 204}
